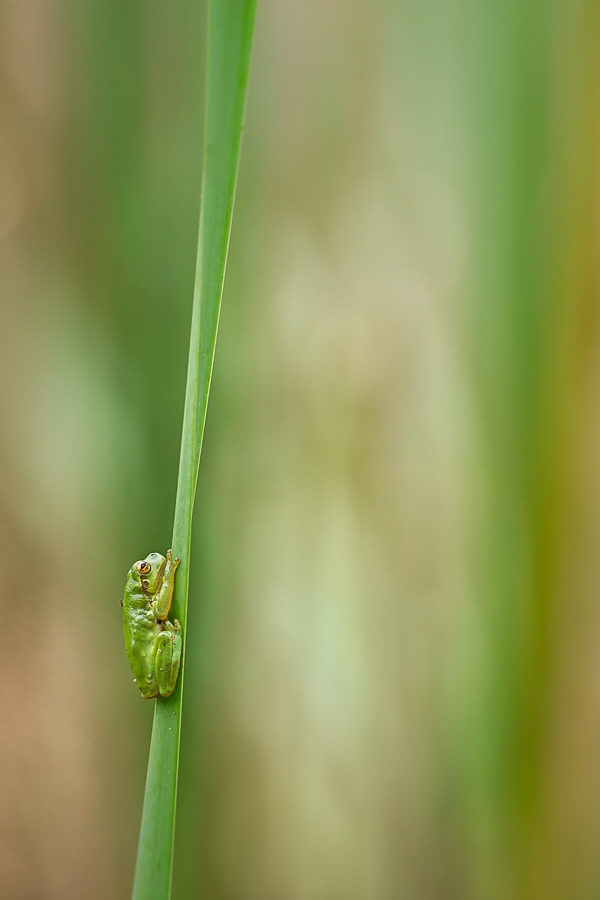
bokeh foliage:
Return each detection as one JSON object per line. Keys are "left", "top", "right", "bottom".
{"left": 1, "top": 1, "right": 600, "bottom": 899}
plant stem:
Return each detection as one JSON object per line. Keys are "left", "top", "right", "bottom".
{"left": 131, "top": 3, "right": 257, "bottom": 898}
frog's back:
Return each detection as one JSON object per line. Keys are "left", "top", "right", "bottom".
{"left": 122, "top": 569, "right": 159, "bottom": 697}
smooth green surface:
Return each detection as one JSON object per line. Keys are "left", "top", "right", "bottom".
{"left": 122, "top": 551, "right": 182, "bottom": 699}
{"left": 132, "top": 3, "right": 257, "bottom": 898}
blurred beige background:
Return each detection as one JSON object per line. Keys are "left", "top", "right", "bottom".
{"left": 1, "top": 1, "right": 600, "bottom": 899}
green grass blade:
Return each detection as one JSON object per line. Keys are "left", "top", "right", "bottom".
{"left": 131, "top": 3, "right": 257, "bottom": 899}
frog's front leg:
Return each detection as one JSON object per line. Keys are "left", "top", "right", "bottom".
{"left": 154, "top": 619, "right": 183, "bottom": 697}
{"left": 152, "top": 549, "right": 180, "bottom": 620}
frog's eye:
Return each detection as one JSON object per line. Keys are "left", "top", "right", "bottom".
{"left": 137, "top": 561, "right": 151, "bottom": 575}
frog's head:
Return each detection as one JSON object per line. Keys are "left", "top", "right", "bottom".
{"left": 134, "top": 552, "right": 167, "bottom": 594}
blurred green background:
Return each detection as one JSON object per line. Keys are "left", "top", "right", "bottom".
{"left": 1, "top": 1, "right": 600, "bottom": 898}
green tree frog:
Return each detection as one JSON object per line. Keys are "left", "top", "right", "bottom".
{"left": 122, "top": 550, "right": 182, "bottom": 699}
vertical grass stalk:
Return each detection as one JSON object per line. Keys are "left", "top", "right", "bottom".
{"left": 132, "top": 3, "right": 257, "bottom": 898}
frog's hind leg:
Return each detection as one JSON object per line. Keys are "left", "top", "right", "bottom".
{"left": 155, "top": 623, "right": 182, "bottom": 697}
{"left": 170, "top": 619, "right": 182, "bottom": 683}
{"left": 140, "top": 672, "right": 159, "bottom": 700}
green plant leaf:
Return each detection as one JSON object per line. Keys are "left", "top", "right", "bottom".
{"left": 131, "top": 3, "right": 257, "bottom": 898}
